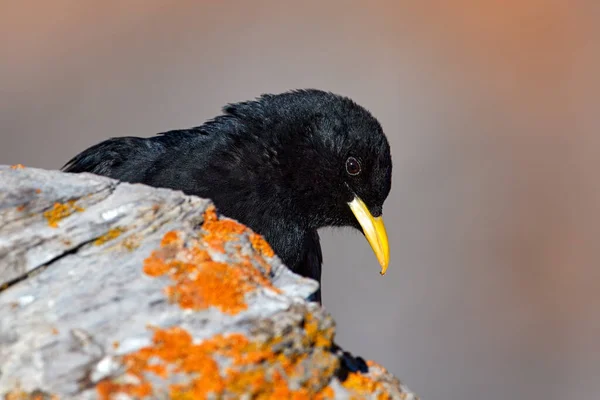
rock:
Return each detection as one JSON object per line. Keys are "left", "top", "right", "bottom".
{"left": 0, "top": 165, "right": 418, "bottom": 399}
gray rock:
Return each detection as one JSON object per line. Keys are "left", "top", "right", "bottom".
{"left": 0, "top": 165, "right": 417, "bottom": 399}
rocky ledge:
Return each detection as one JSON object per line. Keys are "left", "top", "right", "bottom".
{"left": 0, "top": 165, "right": 417, "bottom": 400}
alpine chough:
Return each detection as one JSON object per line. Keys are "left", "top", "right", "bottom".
{"left": 62, "top": 89, "right": 392, "bottom": 304}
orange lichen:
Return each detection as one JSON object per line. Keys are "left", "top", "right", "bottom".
{"left": 4, "top": 389, "right": 25, "bottom": 400}
{"left": 160, "top": 230, "right": 181, "bottom": 247}
{"left": 97, "top": 323, "right": 337, "bottom": 400}
{"left": 51, "top": 327, "right": 59, "bottom": 335}
{"left": 16, "top": 205, "right": 26, "bottom": 212}
{"left": 100, "top": 209, "right": 357, "bottom": 399}
{"left": 201, "top": 205, "right": 248, "bottom": 253}
{"left": 343, "top": 372, "right": 379, "bottom": 392}
{"left": 367, "top": 359, "right": 389, "bottom": 373}
{"left": 4, "top": 389, "right": 59, "bottom": 400}
{"left": 121, "top": 235, "right": 141, "bottom": 251}
{"left": 304, "top": 313, "right": 333, "bottom": 349}
{"left": 43, "top": 200, "right": 84, "bottom": 228}
{"left": 143, "top": 229, "right": 280, "bottom": 315}
{"left": 315, "top": 386, "right": 335, "bottom": 399}
{"left": 97, "top": 379, "right": 152, "bottom": 399}
{"left": 342, "top": 368, "right": 392, "bottom": 399}
{"left": 94, "top": 228, "right": 124, "bottom": 246}
{"left": 35, "top": 189, "right": 42, "bottom": 194}
{"left": 10, "top": 164, "right": 25, "bottom": 169}
{"left": 250, "top": 233, "right": 275, "bottom": 258}
{"left": 169, "top": 261, "right": 251, "bottom": 313}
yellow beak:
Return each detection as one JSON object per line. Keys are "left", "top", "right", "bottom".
{"left": 348, "top": 196, "right": 390, "bottom": 275}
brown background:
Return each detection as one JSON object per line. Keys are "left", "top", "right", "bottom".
{"left": 1, "top": 1, "right": 599, "bottom": 399}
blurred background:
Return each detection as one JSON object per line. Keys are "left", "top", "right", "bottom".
{"left": 1, "top": 1, "right": 598, "bottom": 398}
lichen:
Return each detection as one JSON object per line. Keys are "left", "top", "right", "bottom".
{"left": 143, "top": 228, "right": 280, "bottom": 315}
{"left": 120, "top": 235, "right": 141, "bottom": 251}
{"left": 200, "top": 205, "right": 248, "bottom": 253}
{"left": 250, "top": 233, "right": 275, "bottom": 258}
{"left": 10, "top": 164, "right": 25, "bottom": 169}
{"left": 95, "top": 205, "right": 400, "bottom": 399}
{"left": 160, "top": 230, "right": 182, "bottom": 247}
{"left": 339, "top": 360, "right": 401, "bottom": 399}
{"left": 342, "top": 372, "right": 383, "bottom": 396}
{"left": 94, "top": 228, "right": 124, "bottom": 246}
{"left": 97, "top": 318, "right": 338, "bottom": 400}
{"left": 43, "top": 200, "right": 84, "bottom": 228}
{"left": 3, "top": 388, "right": 59, "bottom": 400}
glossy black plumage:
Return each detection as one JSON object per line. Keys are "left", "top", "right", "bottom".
{"left": 62, "top": 89, "right": 392, "bottom": 304}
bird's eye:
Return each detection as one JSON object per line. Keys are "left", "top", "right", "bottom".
{"left": 345, "top": 157, "right": 361, "bottom": 176}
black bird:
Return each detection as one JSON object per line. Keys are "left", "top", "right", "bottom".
{"left": 62, "top": 89, "right": 392, "bottom": 304}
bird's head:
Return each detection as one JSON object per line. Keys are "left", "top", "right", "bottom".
{"left": 222, "top": 89, "right": 392, "bottom": 275}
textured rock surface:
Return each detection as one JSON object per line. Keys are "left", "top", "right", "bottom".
{"left": 0, "top": 165, "right": 418, "bottom": 399}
